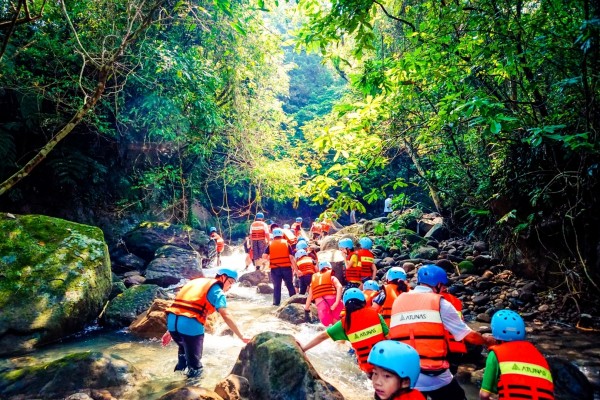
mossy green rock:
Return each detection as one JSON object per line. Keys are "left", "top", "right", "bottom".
{"left": 458, "top": 260, "right": 475, "bottom": 274}
{"left": 0, "top": 351, "right": 141, "bottom": 398}
{"left": 231, "top": 332, "right": 344, "bottom": 400}
{"left": 102, "top": 284, "right": 170, "bottom": 328}
{"left": 0, "top": 213, "right": 111, "bottom": 356}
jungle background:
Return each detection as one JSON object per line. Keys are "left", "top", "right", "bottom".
{"left": 1, "top": 0, "right": 599, "bottom": 312}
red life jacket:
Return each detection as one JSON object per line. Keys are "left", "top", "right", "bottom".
{"left": 440, "top": 292, "right": 467, "bottom": 354}
{"left": 379, "top": 284, "right": 401, "bottom": 326}
{"left": 342, "top": 307, "right": 387, "bottom": 373}
{"left": 493, "top": 341, "right": 555, "bottom": 400}
{"left": 297, "top": 255, "right": 316, "bottom": 276}
{"left": 389, "top": 390, "right": 427, "bottom": 400}
{"left": 310, "top": 269, "right": 337, "bottom": 299}
{"left": 388, "top": 291, "right": 449, "bottom": 372}
{"left": 268, "top": 238, "right": 292, "bottom": 268}
{"left": 356, "top": 248, "right": 375, "bottom": 279}
{"left": 250, "top": 220, "right": 268, "bottom": 240}
{"left": 345, "top": 251, "right": 362, "bottom": 283}
{"left": 210, "top": 232, "right": 225, "bottom": 253}
{"left": 166, "top": 278, "right": 218, "bottom": 324}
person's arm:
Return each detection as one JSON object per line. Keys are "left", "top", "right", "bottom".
{"left": 370, "top": 263, "right": 377, "bottom": 280}
{"left": 465, "top": 331, "right": 496, "bottom": 347}
{"left": 218, "top": 308, "right": 250, "bottom": 343}
{"left": 301, "top": 330, "right": 329, "bottom": 352}
{"left": 304, "top": 287, "right": 313, "bottom": 310}
{"left": 479, "top": 350, "right": 500, "bottom": 399}
{"left": 331, "top": 277, "right": 343, "bottom": 310}
{"left": 290, "top": 254, "right": 299, "bottom": 275}
{"left": 440, "top": 298, "right": 496, "bottom": 347}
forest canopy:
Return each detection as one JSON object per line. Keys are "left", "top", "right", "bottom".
{"left": 1, "top": 0, "right": 599, "bottom": 295}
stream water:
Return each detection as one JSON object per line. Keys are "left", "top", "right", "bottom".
{"left": 1, "top": 252, "right": 599, "bottom": 399}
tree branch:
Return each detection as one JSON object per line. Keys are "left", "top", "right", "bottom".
{"left": 372, "top": 0, "right": 416, "bottom": 31}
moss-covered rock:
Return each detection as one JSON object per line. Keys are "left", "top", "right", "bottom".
{"left": 231, "top": 332, "right": 343, "bottom": 400}
{"left": 0, "top": 351, "right": 141, "bottom": 399}
{"left": 0, "top": 213, "right": 112, "bottom": 356}
{"left": 458, "top": 260, "right": 475, "bottom": 274}
{"left": 102, "top": 284, "right": 170, "bottom": 328}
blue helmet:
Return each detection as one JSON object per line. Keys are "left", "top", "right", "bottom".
{"left": 368, "top": 340, "right": 420, "bottom": 388}
{"left": 297, "top": 236, "right": 307, "bottom": 242}
{"left": 295, "top": 249, "right": 308, "bottom": 259}
{"left": 283, "top": 224, "right": 290, "bottom": 229}
{"left": 417, "top": 264, "right": 448, "bottom": 286}
{"left": 256, "top": 212, "right": 264, "bottom": 219}
{"left": 209, "top": 227, "right": 217, "bottom": 233}
{"left": 272, "top": 228, "right": 283, "bottom": 237}
{"left": 491, "top": 310, "right": 526, "bottom": 341}
{"left": 386, "top": 267, "right": 406, "bottom": 282}
{"left": 318, "top": 261, "right": 332, "bottom": 271}
{"left": 216, "top": 268, "right": 238, "bottom": 282}
{"left": 338, "top": 238, "right": 354, "bottom": 249}
{"left": 363, "top": 280, "right": 380, "bottom": 291}
{"left": 343, "top": 288, "right": 365, "bottom": 305}
{"left": 358, "top": 237, "right": 373, "bottom": 250}
{"left": 296, "top": 217, "right": 303, "bottom": 223}
{"left": 296, "top": 241, "right": 308, "bottom": 250}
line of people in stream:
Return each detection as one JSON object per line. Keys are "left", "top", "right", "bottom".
{"left": 165, "top": 212, "right": 556, "bottom": 400}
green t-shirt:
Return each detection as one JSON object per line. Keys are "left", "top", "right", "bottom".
{"left": 480, "top": 350, "right": 500, "bottom": 394}
{"left": 326, "top": 314, "right": 390, "bottom": 341}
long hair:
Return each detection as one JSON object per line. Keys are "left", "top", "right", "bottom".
{"left": 342, "top": 298, "right": 367, "bottom": 330}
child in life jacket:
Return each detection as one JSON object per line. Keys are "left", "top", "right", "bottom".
{"left": 357, "top": 237, "right": 377, "bottom": 282}
{"left": 368, "top": 340, "right": 426, "bottom": 400}
{"left": 304, "top": 261, "right": 344, "bottom": 326}
{"left": 480, "top": 310, "right": 555, "bottom": 400}
{"left": 295, "top": 249, "right": 317, "bottom": 295}
{"left": 339, "top": 237, "right": 361, "bottom": 289}
{"left": 301, "top": 288, "right": 388, "bottom": 374}
{"left": 362, "top": 279, "right": 380, "bottom": 307}
{"left": 371, "top": 267, "right": 409, "bottom": 326}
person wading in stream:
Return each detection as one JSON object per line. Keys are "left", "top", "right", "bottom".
{"left": 262, "top": 228, "right": 299, "bottom": 306}
{"left": 479, "top": 310, "right": 555, "bottom": 400}
{"left": 301, "top": 288, "right": 388, "bottom": 374}
{"left": 304, "top": 261, "right": 344, "bottom": 326}
{"left": 249, "top": 212, "right": 270, "bottom": 271}
{"left": 388, "top": 264, "right": 495, "bottom": 400}
{"left": 162, "top": 268, "right": 250, "bottom": 378}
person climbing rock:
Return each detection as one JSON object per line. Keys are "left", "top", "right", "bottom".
{"left": 162, "top": 268, "right": 250, "bottom": 378}
{"left": 301, "top": 288, "right": 388, "bottom": 374}
{"left": 208, "top": 227, "right": 224, "bottom": 267}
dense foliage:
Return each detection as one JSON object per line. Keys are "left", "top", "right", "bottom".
{"left": 294, "top": 0, "right": 600, "bottom": 296}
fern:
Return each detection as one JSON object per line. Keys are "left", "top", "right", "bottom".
{"left": 0, "top": 127, "right": 17, "bottom": 175}
{"left": 46, "top": 150, "right": 108, "bottom": 187}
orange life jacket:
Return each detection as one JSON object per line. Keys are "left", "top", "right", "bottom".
{"left": 321, "top": 219, "right": 331, "bottom": 232}
{"left": 310, "top": 269, "right": 337, "bottom": 299}
{"left": 282, "top": 228, "right": 298, "bottom": 246}
{"left": 388, "top": 291, "right": 449, "bottom": 372}
{"left": 166, "top": 278, "right": 218, "bottom": 324}
{"left": 250, "top": 220, "right": 269, "bottom": 241}
{"left": 268, "top": 238, "right": 292, "bottom": 268}
{"left": 342, "top": 307, "right": 387, "bottom": 373}
{"left": 356, "top": 248, "right": 375, "bottom": 279}
{"left": 311, "top": 222, "right": 322, "bottom": 233}
{"left": 492, "top": 341, "right": 555, "bottom": 400}
{"left": 210, "top": 232, "right": 225, "bottom": 253}
{"left": 291, "top": 222, "right": 302, "bottom": 237}
{"left": 296, "top": 255, "right": 316, "bottom": 276}
{"left": 441, "top": 292, "right": 467, "bottom": 354}
{"left": 379, "top": 284, "right": 401, "bottom": 326}
{"left": 345, "top": 251, "right": 362, "bottom": 283}
{"left": 363, "top": 289, "right": 378, "bottom": 307}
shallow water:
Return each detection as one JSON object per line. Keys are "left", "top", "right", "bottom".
{"left": 1, "top": 252, "right": 598, "bottom": 399}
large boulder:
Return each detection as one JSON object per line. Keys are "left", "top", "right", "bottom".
{"left": 0, "top": 213, "right": 112, "bottom": 356}
{"left": 122, "top": 222, "right": 211, "bottom": 263}
{"left": 144, "top": 245, "right": 204, "bottom": 286}
{"left": 230, "top": 332, "right": 344, "bottom": 400}
{"left": 0, "top": 351, "right": 141, "bottom": 399}
{"left": 101, "top": 284, "right": 170, "bottom": 329}
{"left": 128, "top": 298, "right": 172, "bottom": 339}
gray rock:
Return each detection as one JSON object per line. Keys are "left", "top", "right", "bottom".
{"left": 144, "top": 245, "right": 204, "bottom": 286}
